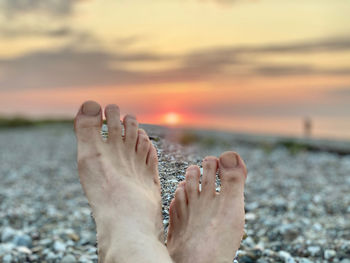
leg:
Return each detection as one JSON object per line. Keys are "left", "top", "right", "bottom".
{"left": 167, "top": 151, "right": 247, "bottom": 263}
{"left": 74, "top": 101, "right": 172, "bottom": 263}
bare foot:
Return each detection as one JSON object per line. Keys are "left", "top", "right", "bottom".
{"left": 167, "top": 151, "right": 247, "bottom": 263}
{"left": 74, "top": 101, "right": 172, "bottom": 263}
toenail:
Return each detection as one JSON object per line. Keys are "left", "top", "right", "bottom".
{"left": 82, "top": 101, "right": 100, "bottom": 116}
{"left": 106, "top": 104, "right": 119, "bottom": 112}
{"left": 126, "top": 114, "right": 136, "bottom": 119}
{"left": 220, "top": 153, "right": 239, "bottom": 168}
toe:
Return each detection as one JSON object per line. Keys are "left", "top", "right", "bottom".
{"left": 105, "top": 104, "right": 122, "bottom": 142}
{"left": 201, "top": 156, "right": 218, "bottom": 197}
{"left": 138, "top": 128, "right": 147, "bottom": 135}
{"left": 147, "top": 144, "right": 158, "bottom": 167}
{"left": 123, "top": 114, "right": 138, "bottom": 147}
{"left": 167, "top": 199, "right": 178, "bottom": 239}
{"left": 136, "top": 134, "right": 151, "bottom": 162}
{"left": 74, "top": 100, "right": 102, "bottom": 141}
{"left": 174, "top": 182, "right": 187, "bottom": 219}
{"left": 218, "top": 151, "right": 247, "bottom": 197}
{"left": 184, "top": 165, "right": 200, "bottom": 202}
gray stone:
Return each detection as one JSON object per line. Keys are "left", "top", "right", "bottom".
{"left": 78, "top": 232, "right": 96, "bottom": 246}
{"left": 299, "top": 259, "right": 313, "bottom": 263}
{"left": 1, "top": 227, "right": 16, "bottom": 242}
{"left": 61, "top": 254, "right": 77, "bottom": 263}
{"left": 278, "top": 224, "right": 300, "bottom": 241}
{"left": 39, "top": 238, "right": 52, "bottom": 247}
{"left": 2, "top": 254, "right": 12, "bottom": 263}
{"left": 0, "top": 243, "right": 15, "bottom": 256}
{"left": 242, "top": 236, "right": 255, "bottom": 248}
{"left": 78, "top": 255, "right": 93, "bottom": 263}
{"left": 12, "top": 234, "right": 32, "bottom": 248}
{"left": 46, "top": 251, "right": 58, "bottom": 261}
{"left": 278, "top": 251, "right": 295, "bottom": 263}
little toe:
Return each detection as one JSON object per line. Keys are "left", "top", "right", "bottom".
{"left": 136, "top": 134, "right": 151, "bottom": 162}
{"left": 105, "top": 104, "right": 122, "bottom": 143}
{"left": 174, "top": 182, "right": 187, "bottom": 220}
{"left": 184, "top": 165, "right": 200, "bottom": 203}
{"left": 74, "top": 100, "right": 103, "bottom": 142}
{"left": 218, "top": 151, "right": 247, "bottom": 197}
{"left": 123, "top": 114, "right": 139, "bottom": 148}
{"left": 201, "top": 156, "right": 218, "bottom": 197}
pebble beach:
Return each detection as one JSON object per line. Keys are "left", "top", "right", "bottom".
{"left": 0, "top": 124, "right": 349, "bottom": 263}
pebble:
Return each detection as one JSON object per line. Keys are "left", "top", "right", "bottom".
{"left": 307, "top": 245, "right": 321, "bottom": 256}
{"left": 17, "top": 246, "right": 32, "bottom": 254}
{"left": 298, "top": 259, "right": 313, "bottom": 263}
{"left": 12, "top": 234, "right": 32, "bottom": 248}
{"left": 1, "top": 227, "right": 16, "bottom": 242}
{"left": 324, "top": 249, "right": 336, "bottom": 259}
{"left": 54, "top": 241, "right": 67, "bottom": 252}
{"left": 278, "top": 251, "right": 295, "bottom": 263}
{"left": 245, "top": 213, "right": 257, "bottom": 221}
{"left": 0, "top": 125, "right": 349, "bottom": 262}
{"left": 78, "top": 255, "right": 93, "bottom": 263}
{"left": 2, "top": 254, "right": 12, "bottom": 263}
{"left": 61, "top": 254, "right": 77, "bottom": 263}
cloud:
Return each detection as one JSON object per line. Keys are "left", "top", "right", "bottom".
{"left": 0, "top": 0, "right": 85, "bottom": 17}
{"left": 196, "top": 36, "right": 350, "bottom": 58}
{"left": 1, "top": 35, "right": 350, "bottom": 91}
{"left": 115, "top": 36, "right": 145, "bottom": 48}
{"left": 0, "top": 48, "right": 180, "bottom": 90}
{"left": 0, "top": 26, "right": 73, "bottom": 38}
{"left": 253, "top": 65, "right": 350, "bottom": 77}
{"left": 189, "top": 98, "right": 350, "bottom": 118}
{"left": 244, "top": 36, "right": 350, "bottom": 53}
{"left": 196, "top": 0, "right": 256, "bottom": 6}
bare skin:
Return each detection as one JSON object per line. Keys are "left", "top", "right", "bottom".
{"left": 74, "top": 101, "right": 173, "bottom": 263}
{"left": 167, "top": 152, "right": 247, "bottom": 263}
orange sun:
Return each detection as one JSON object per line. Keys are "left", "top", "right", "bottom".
{"left": 163, "top": 112, "right": 181, "bottom": 125}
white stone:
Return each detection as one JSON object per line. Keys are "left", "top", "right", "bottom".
{"left": 324, "top": 249, "right": 336, "bottom": 259}
{"left": 278, "top": 251, "right": 295, "bottom": 263}
{"left": 307, "top": 245, "right": 321, "bottom": 256}
{"left": 245, "top": 213, "right": 257, "bottom": 221}
{"left": 53, "top": 241, "right": 66, "bottom": 252}
{"left": 17, "top": 246, "right": 32, "bottom": 254}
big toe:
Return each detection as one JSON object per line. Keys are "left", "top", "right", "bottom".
{"left": 74, "top": 100, "right": 103, "bottom": 140}
{"left": 218, "top": 151, "right": 247, "bottom": 197}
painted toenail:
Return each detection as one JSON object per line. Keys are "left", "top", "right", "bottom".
{"left": 220, "top": 153, "right": 239, "bottom": 168}
{"left": 82, "top": 101, "right": 100, "bottom": 116}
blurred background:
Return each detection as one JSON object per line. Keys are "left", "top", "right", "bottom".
{"left": 0, "top": 0, "right": 349, "bottom": 139}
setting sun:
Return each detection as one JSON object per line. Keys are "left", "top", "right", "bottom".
{"left": 163, "top": 112, "right": 181, "bottom": 126}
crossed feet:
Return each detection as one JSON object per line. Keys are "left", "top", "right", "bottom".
{"left": 74, "top": 101, "right": 248, "bottom": 263}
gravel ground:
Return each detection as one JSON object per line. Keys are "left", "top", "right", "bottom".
{"left": 0, "top": 125, "right": 349, "bottom": 263}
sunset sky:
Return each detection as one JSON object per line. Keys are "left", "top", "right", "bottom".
{"left": 0, "top": 0, "right": 349, "bottom": 139}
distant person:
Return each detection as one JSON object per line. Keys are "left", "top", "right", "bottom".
{"left": 74, "top": 100, "right": 247, "bottom": 262}
{"left": 304, "top": 117, "right": 312, "bottom": 138}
